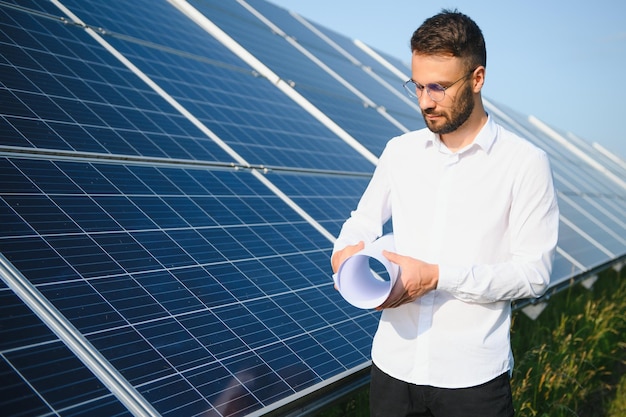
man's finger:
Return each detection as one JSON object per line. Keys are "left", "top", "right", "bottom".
{"left": 383, "top": 250, "right": 406, "bottom": 267}
{"left": 331, "top": 241, "right": 365, "bottom": 272}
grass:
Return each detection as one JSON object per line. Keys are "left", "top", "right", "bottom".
{"left": 315, "top": 264, "right": 626, "bottom": 416}
{"left": 607, "top": 371, "right": 626, "bottom": 417}
{"left": 511, "top": 267, "right": 626, "bottom": 416}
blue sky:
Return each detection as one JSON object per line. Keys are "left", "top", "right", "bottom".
{"left": 269, "top": 0, "right": 626, "bottom": 160}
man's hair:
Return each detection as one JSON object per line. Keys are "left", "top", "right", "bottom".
{"left": 410, "top": 9, "right": 486, "bottom": 71}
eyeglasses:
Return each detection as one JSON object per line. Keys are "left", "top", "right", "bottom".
{"left": 403, "top": 68, "right": 476, "bottom": 102}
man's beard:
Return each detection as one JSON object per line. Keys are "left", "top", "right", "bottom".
{"left": 422, "top": 83, "right": 474, "bottom": 135}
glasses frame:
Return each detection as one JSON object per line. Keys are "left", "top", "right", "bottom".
{"left": 403, "top": 68, "right": 477, "bottom": 102}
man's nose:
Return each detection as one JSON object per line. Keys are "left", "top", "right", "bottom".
{"left": 418, "top": 90, "right": 436, "bottom": 110}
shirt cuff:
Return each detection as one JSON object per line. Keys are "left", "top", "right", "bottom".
{"left": 436, "top": 264, "right": 465, "bottom": 293}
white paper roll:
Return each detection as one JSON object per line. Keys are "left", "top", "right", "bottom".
{"left": 333, "top": 234, "right": 399, "bottom": 309}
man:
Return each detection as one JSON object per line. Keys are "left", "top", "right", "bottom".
{"left": 331, "top": 9, "right": 559, "bottom": 417}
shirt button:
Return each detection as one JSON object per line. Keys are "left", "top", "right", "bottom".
{"left": 447, "top": 155, "right": 459, "bottom": 165}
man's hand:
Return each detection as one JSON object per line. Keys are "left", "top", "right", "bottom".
{"left": 376, "top": 251, "right": 439, "bottom": 310}
{"left": 331, "top": 241, "right": 365, "bottom": 273}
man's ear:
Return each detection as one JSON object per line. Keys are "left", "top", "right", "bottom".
{"left": 472, "top": 66, "right": 486, "bottom": 93}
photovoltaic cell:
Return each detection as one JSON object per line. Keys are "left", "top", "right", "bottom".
{"left": 243, "top": 0, "right": 425, "bottom": 131}
{"left": 187, "top": 0, "right": 407, "bottom": 157}
{"left": 0, "top": 0, "right": 232, "bottom": 163}
{"left": 0, "top": 286, "right": 133, "bottom": 417}
{"left": 58, "top": 0, "right": 377, "bottom": 173}
{"left": 0, "top": 155, "right": 379, "bottom": 415}
{"left": 0, "top": 0, "right": 624, "bottom": 416}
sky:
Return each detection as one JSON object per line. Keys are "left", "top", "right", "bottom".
{"left": 268, "top": 0, "right": 626, "bottom": 160}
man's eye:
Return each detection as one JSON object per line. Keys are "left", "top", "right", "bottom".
{"left": 428, "top": 83, "right": 445, "bottom": 92}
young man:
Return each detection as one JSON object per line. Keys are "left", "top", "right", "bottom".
{"left": 331, "top": 9, "right": 559, "bottom": 417}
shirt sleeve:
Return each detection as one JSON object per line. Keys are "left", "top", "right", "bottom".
{"left": 437, "top": 150, "right": 559, "bottom": 303}
{"left": 332, "top": 147, "right": 393, "bottom": 255}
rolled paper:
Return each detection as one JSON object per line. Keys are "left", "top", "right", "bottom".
{"left": 333, "top": 234, "right": 399, "bottom": 309}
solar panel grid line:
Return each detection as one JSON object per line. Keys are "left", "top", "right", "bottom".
{"left": 0, "top": 147, "right": 242, "bottom": 174}
{"left": 4, "top": 359, "right": 56, "bottom": 415}
{"left": 186, "top": 318, "right": 366, "bottom": 417}
{"left": 1, "top": 149, "right": 370, "bottom": 412}
{"left": 291, "top": 9, "right": 420, "bottom": 119}
{"left": 553, "top": 172, "right": 626, "bottom": 227}
{"left": 557, "top": 193, "right": 626, "bottom": 247}
{"left": 49, "top": 0, "right": 250, "bottom": 169}
{"left": 1, "top": 343, "right": 134, "bottom": 417}
{"left": 47, "top": 0, "right": 388, "bottom": 171}
{"left": 3, "top": 151, "right": 316, "bottom": 284}
{"left": 0, "top": 0, "right": 73, "bottom": 31}
{"left": 591, "top": 141, "right": 626, "bottom": 170}
{"left": 1, "top": 6, "right": 235, "bottom": 164}
{"left": 486, "top": 100, "right": 614, "bottom": 193}
{"left": 0, "top": 253, "right": 160, "bottom": 417}
{"left": 250, "top": 169, "right": 336, "bottom": 243}
{"left": 238, "top": 0, "right": 375, "bottom": 110}
{"left": 169, "top": 0, "right": 379, "bottom": 166}
{"left": 0, "top": 158, "right": 251, "bottom": 300}
{"left": 559, "top": 215, "right": 615, "bottom": 258}
{"left": 555, "top": 245, "right": 586, "bottom": 272}
{"left": 94, "top": 29, "right": 262, "bottom": 81}
{"left": 354, "top": 39, "right": 409, "bottom": 81}
{"left": 245, "top": 363, "right": 372, "bottom": 417}
{"left": 132, "top": 307, "right": 285, "bottom": 412}
{"left": 290, "top": 12, "right": 362, "bottom": 67}
{"left": 206, "top": 298, "right": 368, "bottom": 365}
{"left": 563, "top": 131, "right": 626, "bottom": 179}
{"left": 238, "top": 0, "right": 413, "bottom": 135}
{"left": 48, "top": 0, "right": 343, "bottom": 247}
{"left": 359, "top": 65, "right": 418, "bottom": 120}
{"left": 529, "top": 115, "right": 626, "bottom": 190}
{"left": 243, "top": 0, "right": 414, "bottom": 116}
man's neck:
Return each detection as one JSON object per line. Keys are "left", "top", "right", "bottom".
{"left": 440, "top": 105, "right": 488, "bottom": 153}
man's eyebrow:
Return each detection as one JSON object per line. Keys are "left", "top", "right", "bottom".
{"left": 412, "top": 78, "right": 450, "bottom": 87}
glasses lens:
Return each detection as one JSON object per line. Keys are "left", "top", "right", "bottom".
{"left": 403, "top": 80, "right": 420, "bottom": 98}
{"left": 427, "top": 83, "right": 446, "bottom": 102}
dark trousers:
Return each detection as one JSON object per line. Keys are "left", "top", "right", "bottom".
{"left": 369, "top": 363, "right": 514, "bottom": 417}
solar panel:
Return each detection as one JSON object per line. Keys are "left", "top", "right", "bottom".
{"left": 186, "top": 0, "right": 416, "bottom": 157}
{"left": 54, "top": 0, "right": 378, "bottom": 173}
{"left": 1, "top": 0, "right": 625, "bottom": 416}
{"left": 1, "top": 3, "right": 232, "bottom": 163}
{"left": 0, "top": 155, "right": 380, "bottom": 416}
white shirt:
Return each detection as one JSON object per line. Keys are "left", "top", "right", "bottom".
{"left": 333, "top": 116, "right": 559, "bottom": 388}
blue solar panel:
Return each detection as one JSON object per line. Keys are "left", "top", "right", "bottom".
{"left": 0, "top": 155, "right": 379, "bottom": 415}
{"left": 0, "top": 1, "right": 624, "bottom": 416}
{"left": 0, "top": 283, "right": 133, "bottom": 416}
{"left": 1, "top": 2, "right": 235, "bottom": 163}
{"left": 243, "top": 0, "right": 425, "bottom": 131}
{"left": 187, "top": 0, "right": 408, "bottom": 157}
{"left": 57, "top": 0, "right": 377, "bottom": 173}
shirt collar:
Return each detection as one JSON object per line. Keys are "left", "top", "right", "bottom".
{"left": 424, "top": 114, "right": 496, "bottom": 154}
